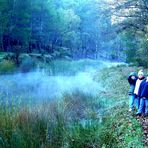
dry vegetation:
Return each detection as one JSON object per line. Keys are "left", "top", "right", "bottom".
{"left": 0, "top": 64, "right": 146, "bottom": 148}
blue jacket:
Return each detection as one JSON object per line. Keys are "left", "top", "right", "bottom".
{"left": 141, "top": 82, "right": 148, "bottom": 99}
{"left": 138, "top": 80, "right": 146, "bottom": 98}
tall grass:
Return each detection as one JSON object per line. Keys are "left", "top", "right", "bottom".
{"left": 0, "top": 90, "right": 119, "bottom": 148}
{"left": 0, "top": 60, "right": 16, "bottom": 74}
{"left": 0, "top": 65, "right": 144, "bottom": 148}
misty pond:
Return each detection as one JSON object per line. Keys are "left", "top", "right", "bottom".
{"left": 0, "top": 59, "right": 119, "bottom": 106}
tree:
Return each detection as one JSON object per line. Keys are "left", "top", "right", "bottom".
{"left": 107, "top": 0, "right": 148, "bottom": 65}
{"left": 0, "top": 0, "right": 9, "bottom": 51}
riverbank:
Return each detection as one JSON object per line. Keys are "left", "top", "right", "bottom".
{"left": 0, "top": 52, "right": 126, "bottom": 74}
{"left": 0, "top": 62, "right": 145, "bottom": 147}
{"left": 95, "top": 65, "right": 145, "bottom": 147}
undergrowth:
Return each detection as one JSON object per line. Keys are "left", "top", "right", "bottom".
{"left": 0, "top": 65, "right": 145, "bottom": 148}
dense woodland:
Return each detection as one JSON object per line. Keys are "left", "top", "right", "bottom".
{"left": 0, "top": 0, "right": 148, "bottom": 66}
{"left": 1, "top": 1, "right": 148, "bottom": 147}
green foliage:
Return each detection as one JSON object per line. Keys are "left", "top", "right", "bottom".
{"left": 0, "top": 65, "right": 145, "bottom": 147}
{"left": 114, "top": 0, "right": 148, "bottom": 66}
{"left": 0, "top": 0, "right": 120, "bottom": 59}
{"left": 0, "top": 60, "right": 16, "bottom": 73}
{"left": 134, "top": 34, "right": 148, "bottom": 67}
{"left": 135, "top": 57, "right": 148, "bottom": 68}
{"left": 19, "top": 57, "right": 36, "bottom": 72}
{"left": 0, "top": 0, "right": 147, "bottom": 62}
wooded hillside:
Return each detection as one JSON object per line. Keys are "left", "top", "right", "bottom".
{"left": 0, "top": 0, "right": 147, "bottom": 66}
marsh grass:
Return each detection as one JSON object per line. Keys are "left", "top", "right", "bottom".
{"left": 0, "top": 90, "right": 118, "bottom": 148}
{"left": 0, "top": 65, "right": 145, "bottom": 148}
{"left": 0, "top": 60, "right": 16, "bottom": 74}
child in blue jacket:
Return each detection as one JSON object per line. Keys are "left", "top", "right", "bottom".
{"left": 136, "top": 74, "right": 148, "bottom": 116}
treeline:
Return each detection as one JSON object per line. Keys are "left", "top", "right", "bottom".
{"left": 0, "top": 0, "right": 147, "bottom": 65}
{"left": 110, "top": 0, "right": 148, "bottom": 67}
{"left": 0, "top": 0, "right": 125, "bottom": 60}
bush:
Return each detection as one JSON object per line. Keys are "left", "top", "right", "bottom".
{"left": 19, "top": 57, "right": 37, "bottom": 72}
{"left": 0, "top": 60, "right": 16, "bottom": 74}
{"left": 134, "top": 57, "right": 148, "bottom": 68}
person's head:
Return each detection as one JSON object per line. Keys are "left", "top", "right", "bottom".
{"left": 138, "top": 70, "right": 144, "bottom": 79}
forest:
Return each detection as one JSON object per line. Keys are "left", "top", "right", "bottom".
{"left": 0, "top": 0, "right": 147, "bottom": 65}
{"left": 0, "top": 0, "right": 148, "bottom": 148}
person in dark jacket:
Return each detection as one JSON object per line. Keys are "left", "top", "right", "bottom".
{"left": 134, "top": 70, "right": 145, "bottom": 110}
{"left": 136, "top": 74, "right": 148, "bottom": 116}
{"left": 128, "top": 72, "right": 138, "bottom": 111}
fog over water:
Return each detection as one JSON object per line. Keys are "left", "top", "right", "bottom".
{"left": 0, "top": 60, "right": 124, "bottom": 104}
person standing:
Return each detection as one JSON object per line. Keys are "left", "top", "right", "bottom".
{"left": 134, "top": 70, "right": 145, "bottom": 110}
{"left": 128, "top": 72, "right": 138, "bottom": 111}
{"left": 136, "top": 74, "right": 148, "bottom": 116}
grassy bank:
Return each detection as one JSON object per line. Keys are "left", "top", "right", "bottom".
{"left": 0, "top": 64, "right": 145, "bottom": 148}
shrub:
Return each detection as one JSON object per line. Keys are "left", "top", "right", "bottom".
{"left": 134, "top": 57, "right": 148, "bottom": 68}
{"left": 19, "top": 57, "right": 36, "bottom": 72}
{"left": 0, "top": 60, "right": 16, "bottom": 74}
